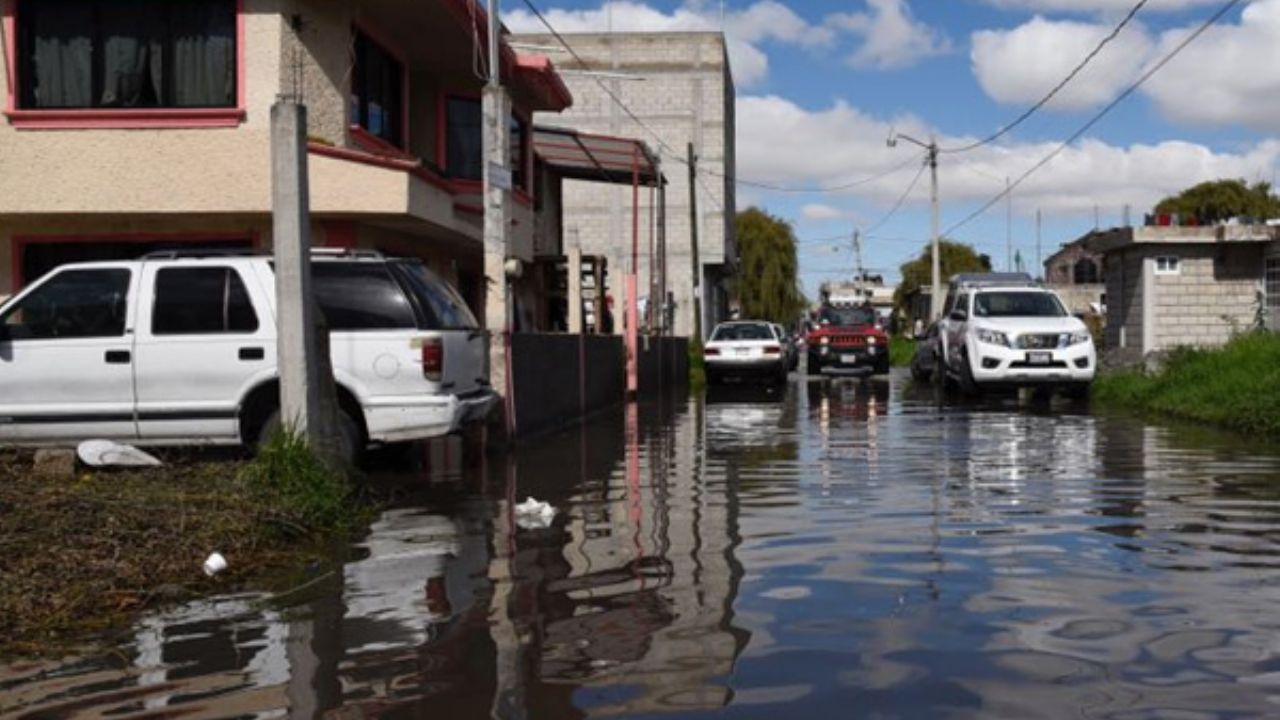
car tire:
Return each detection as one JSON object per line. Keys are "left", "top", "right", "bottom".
{"left": 958, "top": 350, "right": 981, "bottom": 396}
{"left": 1063, "top": 382, "right": 1091, "bottom": 400}
{"left": 255, "top": 407, "right": 362, "bottom": 467}
{"left": 705, "top": 368, "right": 720, "bottom": 386}
{"left": 807, "top": 352, "right": 822, "bottom": 375}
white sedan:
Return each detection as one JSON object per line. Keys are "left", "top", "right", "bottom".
{"left": 703, "top": 321, "right": 788, "bottom": 385}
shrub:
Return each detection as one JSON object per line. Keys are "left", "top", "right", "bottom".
{"left": 241, "top": 429, "right": 356, "bottom": 533}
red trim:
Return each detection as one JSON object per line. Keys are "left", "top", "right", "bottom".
{"left": 11, "top": 230, "right": 258, "bottom": 290}
{"left": 4, "top": 0, "right": 247, "bottom": 130}
{"left": 350, "top": 124, "right": 416, "bottom": 161}
{"left": 350, "top": 21, "right": 410, "bottom": 151}
{"left": 307, "top": 141, "right": 452, "bottom": 193}
{"left": 321, "top": 221, "right": 358, "bottom": 249}
{"left": 454, "top": 203, "right": 483, "bottom": 216}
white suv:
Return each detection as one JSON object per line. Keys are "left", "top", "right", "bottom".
{"left": 0, "top": 249, "right": 496, "bottom": 454}
{"left": 937, "top": 273, "right": 1096, "bottom": 396}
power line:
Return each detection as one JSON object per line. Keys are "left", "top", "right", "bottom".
{"left": 864, "top": 157, "right": 929, "bottom": 235}
{"left": 943, "top": 0, "right": 1241, "bottom": 237}
{"left": 517, "top": 0, "right": 918, "bottom": 195}
{"left": 939, "top": 0, "right": 1152, "bottom": 154}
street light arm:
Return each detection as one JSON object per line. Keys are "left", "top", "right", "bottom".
{"left": 888, "top": 132, "right": 931, "bottom": 151}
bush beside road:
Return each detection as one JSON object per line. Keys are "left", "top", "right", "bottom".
{"left": 890, "top": 336, "right": 917, "bottom": 367}
{"left": 1093, "top": 332, "right": 1280, "bottom": 437}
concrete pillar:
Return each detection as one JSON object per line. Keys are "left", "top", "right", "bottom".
{"left": 1142, "top": 255, "right": 1156, "bottom": 357}
{"left": 271, "top": 100, "right": 325, "bottom": 445}
{"left": 567, "top": 234, "right": 583, "bottom": 334}
{"left": 483, "top": 84, "right": 513, "bottom": 436}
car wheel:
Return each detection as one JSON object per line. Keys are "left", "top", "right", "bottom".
{"left": 807, "top": 352, "right": 822, "bottom": 375}
{"left": 959, "top": 350, "right": 981, "bottom": 396}
{"left": 704, "top": 368, "right": 720, "bottom": 385}
{"left": 910, "top": 360, "right": 932, "bottom": 382}
{"left": 1063, "top": 382, "right": 1091, "bottom": 400}
{"left": 256, "top": 407, "right": 362, "bottom": 467}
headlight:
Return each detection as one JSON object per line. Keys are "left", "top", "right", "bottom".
{"left": 975, "top": 328, "right": 1010, "bottom": 347}
{"left": 1063, "top": 332, "right": 1092, "bottom": 347}
{"left": 820, "top": 336, "right": 830, "bottom": 346}
{"left": 867, "top": 336, "right": 878, "bottom": 346}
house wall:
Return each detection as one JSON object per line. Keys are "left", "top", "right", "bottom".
{"left": 1103, "top": 249, "right": 1145, "bottom": 364}
{"left": 1150, "top": 244, "right": 1261, "bottom": 350}
{"left": 512, "top": 31, "right": 736, "bottom": 339}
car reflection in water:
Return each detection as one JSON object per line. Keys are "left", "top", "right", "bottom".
{"left": 705, "top": 381, "right": 789, "bottom": 449}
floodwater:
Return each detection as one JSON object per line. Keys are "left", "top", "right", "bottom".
{"left": 7, "top": 371, "right": 1280, "bottom": 719}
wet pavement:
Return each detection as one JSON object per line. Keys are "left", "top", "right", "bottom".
{"left": 7, "top": 370, "right": 1280, "bottom": 719}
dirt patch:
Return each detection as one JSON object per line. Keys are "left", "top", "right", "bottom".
{"left": 0, "top": 452, "right": 347, "bottom": 658}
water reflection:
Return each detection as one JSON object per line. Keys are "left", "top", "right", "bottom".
{"left": 7, "top": 373, "right": 1280, "bottom": 719}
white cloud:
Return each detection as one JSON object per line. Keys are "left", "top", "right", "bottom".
{"left": 1141, "top": 0, "right": 1280, "bottom": 130}
{"left": 801, "top": 203, "right": 857, "bottom": 221}
{"left": 971, "top": 16, "right": 1153, "bottom": 110}
{"left": 827, "top": 0, "right": 952, "bottom": 69}
{"left": 736, "top": 95, "right": 1280, "bottom": 217}
{"left": 982, "top": 0, "right": 1229, "bottom": 12}
{"left": 503, "top": 1, "right": 832, "bottom": 86}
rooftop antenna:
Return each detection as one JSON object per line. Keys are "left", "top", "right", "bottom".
{"left": 720, "top": 0, "right": 726, "bottom": 29}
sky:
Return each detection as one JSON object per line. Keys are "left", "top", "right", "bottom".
{"left": 505, "top": 0, "right": 1280, "bottom": 296}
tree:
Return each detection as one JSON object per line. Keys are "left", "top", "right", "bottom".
{"left": 734, "top": 208, "right": 806, "bottom": 325}
{"left": 1154, "top": 179, "right": 1280, "bottom": 224}
{"left": 892, "top": 240, "right": 991, "bottom": 316}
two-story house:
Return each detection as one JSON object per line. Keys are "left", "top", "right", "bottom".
{"left": 0, "top": 0, "right": 572, "bottom": 314}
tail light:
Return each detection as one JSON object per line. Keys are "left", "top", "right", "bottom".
{"left": 422, "top": 337, "right": 444, "bottom": 381}
{"left": 704, "top": 347, "right": 721, "bottom": 356}
{"left": 764, "top": 345, "right": 782, "bottom": 354}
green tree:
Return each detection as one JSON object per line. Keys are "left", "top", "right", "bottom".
{"left": 892, "top": 240, "right": 991, "bottom": 316}
{"left": 1154, "top": 179, "right": 1280, "bottom": 224}
{"left": 734, "top": 208, "right": 806, "bottom": 324}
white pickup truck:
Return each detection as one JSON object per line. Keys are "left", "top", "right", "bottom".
{"left": 0, "top": 249, "right": 496, "bottom": 457}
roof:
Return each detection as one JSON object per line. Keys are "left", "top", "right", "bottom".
{"left": 950, "top": 272, "right": 1037, "bottom": 288}
{"left": 533, "top": 126, "right": 664, "bottom": 186}
{"left": 514, "top": 54, "right": 573, "bottom": 112}
{"left": 1083, "top": 224, "right": 1279, "bottom": 254}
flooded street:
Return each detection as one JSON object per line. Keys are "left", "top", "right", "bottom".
{"left": 7, "top": 371, "right": 1280, "bottom": 719}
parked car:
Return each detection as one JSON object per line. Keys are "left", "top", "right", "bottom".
{"left": 703, "top": 321, "right": 789, "bottom": 385}
{"left": 0, "top": 249, "right": 497, "bottom": 460}
{"left": 806, "top": 304, "right": 890, "bottom": 376}
{"left": 936, "top": 273, "right": 1096, "bottom": 397}
{"left": 910, "top": 322, "right": 940, "bottom": 382}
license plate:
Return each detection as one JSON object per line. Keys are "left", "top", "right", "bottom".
{"left": 736, "top": 348, "right": 751, "bottom": 357}
{"left": 840, "top": 354, "right": 859, "bottom": 365}
{"left": 1026, "top": 351, "right": 1053, "bottom": 365}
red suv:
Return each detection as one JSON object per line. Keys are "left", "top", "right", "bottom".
{"left": 806, "top": 304, "right": 890, "bottom": 375}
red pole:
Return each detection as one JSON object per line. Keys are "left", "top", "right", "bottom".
{"left": 626, "top": 146, "right": 640, "bottom": 397}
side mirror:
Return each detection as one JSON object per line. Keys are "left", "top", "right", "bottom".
{"left": 949, "top": 309, "right": 968, "bottom": 322}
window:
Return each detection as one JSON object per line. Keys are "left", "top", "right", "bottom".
{"left": 974, "top": 291, "right": 1068, "bottom": 318}
{"left": 445, "top": 97, "right": 482, "bottom": 181}
{"left": 1073, "top": 258, "right": 1100, "bottom": 284}
{"left": 509, "top": 114, "right": 528, "bottom": 190}
{"left": 152, "top": 267, "right": 257, "bottom": 335}
{"left": 312, "top": 263, "right": 416, "bottom": 331}
{"left": 18, "top": 0, "right": 236, "bottom": 110}
{"left": 1155, "top": 256, "right": 1181, "bottom": 275}
{"left": 712, "top": 323, "right": 772, "bottom": 341}
{"left": 394, "top": 262, "right": 478, "bottom": 330}
{"left": 819, "top": 305, "right": 877, "bottom": 327}
{"left": 1, "top": 269, "right": 130, "bottom": 340}
{"left": 1266, "top": 256, "right": 1280, "bottom": 310}
{"left": 350, "top": 30, "right": 404, "bottom": 148}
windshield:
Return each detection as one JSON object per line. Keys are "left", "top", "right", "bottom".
{"left": 973, "top": 291, "right": 1067, "bottom": 318}
{"left": 712, "top": 323, "right": 773, "bottom": 341}
{"left": 819, "top": 305, "right": 877, "bottom": 327}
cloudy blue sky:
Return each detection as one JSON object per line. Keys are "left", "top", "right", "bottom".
{"left": 508, "top": 0, "right": 1280, "bottom": 295}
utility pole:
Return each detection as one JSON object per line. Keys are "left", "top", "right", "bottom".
{"left": 852, "top": 227, "right": 864, "bottom": 298}
{"left": 1036, "top": 209, "right": 1043, "bottom": 281}
{"left": 483, "top": 0, "right": 514, "bottom": 436}
{"left": 888, "top": 133, "right": 942, "bottom": 319}
{"left": 687, "top": 142, "right": 703, "bottom": 342}
{"left": 1005, "top": 176, "right": 1012, "bottom": 272}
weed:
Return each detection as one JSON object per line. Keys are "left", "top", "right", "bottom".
{"left": 240, "top": 428, "right": 357, "bottom": 534}
{"left": 889, "top": 336, "right": 917, "bottom": 367}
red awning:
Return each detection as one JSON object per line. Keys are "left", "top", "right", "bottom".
{"left": 515, "top": 54, "right": 573, "bottom": 113}
{"left": 534, "top": 125, "right": 664, "bottom": 186}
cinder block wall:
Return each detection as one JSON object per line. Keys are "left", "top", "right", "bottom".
{"left": 1152, "top": 244, "right": 1261, "bottom": 350}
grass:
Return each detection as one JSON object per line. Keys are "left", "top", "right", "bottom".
{"left": 0, "top": 434, "right": 367, "bottom": 658}
{"left": 689, "top": 338, "right": 706, "bottom": 391}
{"left": 889, "top": 336, "right": 917, "bottom": 367}
{"left": 1092, "top": 331, "right": 1280, "bottom": 437}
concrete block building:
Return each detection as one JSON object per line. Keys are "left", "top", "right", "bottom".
{"left": 1043, "top": 237, "right": 1105, "bottom": 316}
{"left": 510, "top": 31, "right": 738, "bottom": 339}
{"left": 1084, "top": 224, "right": 1280, "bottom": 365}
{"left": 0, "top": 0, "right": 574, "bottom": 321}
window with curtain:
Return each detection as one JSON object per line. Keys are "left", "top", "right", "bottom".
{"left": 350, "top": 30, "right": 404, "bottom": 148}
{"left": 446, "top": 97, "right": 482, "bottom": 181}
{"left": 18, "top": 0, "right": 237, "bottom": 110}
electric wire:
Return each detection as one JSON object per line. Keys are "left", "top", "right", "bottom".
{"left": 939, "top": 0, "right": 1152, "bottom": 154}
{"left": 942, "top": 0, "right": 1242, "bottom": 237}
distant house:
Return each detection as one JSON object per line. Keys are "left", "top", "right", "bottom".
{"left": 1043, "top": 238, "right": 1106, "bottom": 316}
{"left": 1083, "top": 223, "right": 1280, "bottom": 365}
